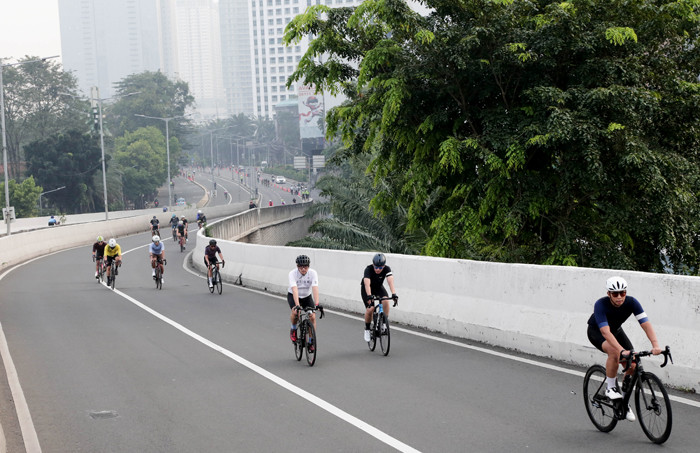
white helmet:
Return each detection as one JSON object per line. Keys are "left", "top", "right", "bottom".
{"left": 198, "top": 210, "right": 202, "bottom": 214}
{"left": 606, "top": 276, "right": 627, "bottom": 292}
{"left": 108, "top": 238, "right": 117, "bottom": 248}
{"left": 152, "top": 235, "right": 160, "bottom": 242}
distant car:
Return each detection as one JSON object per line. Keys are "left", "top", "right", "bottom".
{"left": 175, "top": 197, "right": 186, "bottom": 206}
{"left": 275, "top": 176, "right": 286, "bottom": 184}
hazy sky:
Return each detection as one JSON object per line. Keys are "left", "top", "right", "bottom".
{"left": 0, "top": 0, "right": 62, "bottom": 63}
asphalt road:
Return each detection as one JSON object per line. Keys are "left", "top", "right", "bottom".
{"left": 0, "top": 231, "right": 698, "bottom": 452}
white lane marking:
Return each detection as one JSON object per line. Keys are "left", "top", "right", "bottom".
{"left": 181, "top": 262, "right": 700, "bottom": 409}
{"left": 109, "top": 283, "right": 421, "bottom": 452}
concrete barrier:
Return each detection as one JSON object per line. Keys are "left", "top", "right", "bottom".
{"left": 194, "top": 214, "right": 700, "bottom": 393}
{"left": 0, "top": 202, "right": 249, "bottom": 272}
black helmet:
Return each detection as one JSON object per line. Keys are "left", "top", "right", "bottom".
{"left": 209, "top": 239, "right": 217, "bottom": 246}
{"left": 296, "top": 255, "right": 311, "bottom": 266}
{"left": 372, "top": 253, "right": 386, "bottom": 267}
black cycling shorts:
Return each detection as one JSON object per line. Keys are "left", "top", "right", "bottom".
{"left": 360, "top": 285, "right": 388, "bottom": 308}
{"left": 105, "top": 255, "right": 119, "bottom": 265}
{"left": 587, "top": 325, "right": 633, "bottom": 353}
{"left": 287, "top": 292, "right": 315, "bottom": 310}
{"left": 204, "top": 256, "right": 219, "bottom": 267}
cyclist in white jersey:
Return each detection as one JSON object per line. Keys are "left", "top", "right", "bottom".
{"left": 287, "top": 255, "right": 320, "bottom": 344}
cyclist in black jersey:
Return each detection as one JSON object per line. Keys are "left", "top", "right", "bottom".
{"left": 361, "top": 253, "right": 398, "bottom": 342}
{"left": 587, "top": 276, "right": 662, "bottom": 422}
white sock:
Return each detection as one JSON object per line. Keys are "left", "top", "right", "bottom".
{"left": 606, "top": 377, "right": 618, "bottom": 389}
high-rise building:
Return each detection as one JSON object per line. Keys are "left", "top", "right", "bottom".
{"left": 220, "top": 0, "right": 365, "bottom": 119}
{"left": 58, "top": 0, "right": 161, "bottom": 99}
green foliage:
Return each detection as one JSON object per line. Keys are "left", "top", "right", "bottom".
{"left": 0, "top": 57, "right": 84, "bottom": 180}
{"left": 25, "top": 130, "right": 103, "bottom": 213}
{"left": 0, "top": 176, "right": 42, "bottom": 218}
{"left": 113, "top": 126, "right": 169, "bottom": 208}
{"left": 287, "top": 0, "right": 700, "bottom": 273}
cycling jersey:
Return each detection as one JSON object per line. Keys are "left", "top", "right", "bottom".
{"left": 169, "top": 218, "right": 178, "bottom": 228}
{"left": 149, "top": 242, "right": 164, "bottom": 255}
{"left": 361, "top": 264, "right": 393, "bottom": 292}
{"left": 92, "top": 242, "right": 107, "bottom": 258}
{"left": 587, "top": 296, "right": 649, "bottom": 331}
{"left": 104, "top": 244, "right": 122, "bottom": 257}
{"left": 177, "top": 224, "right": 186, "bottom": 235}
{"left": 204, "top": 245, "right": 221, "bottom": 260}
{"left": 288, "top": 268, "right": 319, "bottom": 298}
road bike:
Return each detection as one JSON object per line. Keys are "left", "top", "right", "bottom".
{"left": 583, "top": 346, "right": 673, "bottom": 444}
{"left": 93, "top": 256, "right": 105, "bottom": 283}
{"left": 178, "top": 232, "right": 186, "bottom": 252}
{"left": 367, "top": 295, "right": 396, "bottom": 356}
{"left": 107, "top": 260, "right": 120, "bottom": 290}
{"left": 207, "top": 261, "right": 224, "bottom": 295}
{"left": 293, "top": 305, "right": 324, "bottom": 366}
{"left": 151, "top": 227, "right": 160, "bottom": 237}
{"left": 153, "top": 258, "right": 166, "bottom": 290}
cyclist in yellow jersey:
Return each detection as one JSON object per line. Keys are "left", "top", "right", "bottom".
{"left": 104, "top": 238, "right": 123, "bottom": 285}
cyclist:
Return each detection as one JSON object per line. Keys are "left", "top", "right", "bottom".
{"left": 361, "top": 253, "right": 398, "bottom": 342}
{"left": 288, "top": 255, "right": 320, "bottom": 351}
{"left": 92, "top": 235, "right": 107, "bottom": 278}
{"left": 196, "top": 210, "right": 207, "bottom": 229}
{"left": 104, "top": 238, "right": 122, "bottom": 286}
{"left": 149, "top": 235, "right": 166, "bottom": 282}
{"left": 176, "top": 220, "right": 187, "bottom": 250}
{"left": 587, "top": 276, "right": 662, "bottom": 422}
{"left": 149, "top": 215, "right": 160, "bottom": 236}
{"left": 169, "top": 214, "right": 178, "bottom": 240}
{"left": 180, "top": 215, "right": 189, "bottom": 239}
{"left": 204, "top": 239, "right": 225, "bottom": 288}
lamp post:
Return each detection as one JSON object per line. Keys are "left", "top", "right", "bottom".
{"left": 1, "top": 55, "right": 59, "bottom": 235}
{"left": 38, "top": 186, "right": 65, "bottom": 216}
{"left": 60, "top": 88, "right": 139, "bottom": 220}
{"left": 134, "top": 113, "right": 188, "bottom": 213}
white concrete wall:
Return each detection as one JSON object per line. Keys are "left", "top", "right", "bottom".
{"left": 193, "top": 220, "right": 700, "bottom": 393}
{"left": 0, "top": 202, "right": 249, "bottom": 272}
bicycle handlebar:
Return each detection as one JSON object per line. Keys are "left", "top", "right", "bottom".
{"left": 619, "top": 346, "right": 672, "bottom": 371}
{"left": 293, "top": 304, "right": 325, "bottom": 319}
{"left": 370, "top": 294, "right": 399, "bottom": 307}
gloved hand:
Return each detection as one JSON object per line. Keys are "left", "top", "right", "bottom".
{"left": 392, "top": 293, "right": 399, "bottom": 307}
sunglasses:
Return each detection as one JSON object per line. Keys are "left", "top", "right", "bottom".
{"left": 374, "top": 265, "right": 385, "bottom": 270}
{"left": 297, "top": 265, "right": 309, "bottom": 268}
{"left": 610, "top": 291, "right": 627, "bottom": 298}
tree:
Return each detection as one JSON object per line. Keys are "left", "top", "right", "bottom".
{"left": 25, "top": 130, "right": 103, "bottom": 213}
{"left": 113, "top": 127, "right": 168, "bottom": 208}
{"left": 109, "top": 71, "right": 195, "bottom": 139}
{"left": 289, "top": 150, "right": 421, "bottom": 253}
{"left": 286, "top": 0, "right": 700, "bottom": 273}
{"left": 0, "top": 176, "right": 42, "bottom": 218}
{"left": 0, "top": 57, "right": 85, "bottom": 180}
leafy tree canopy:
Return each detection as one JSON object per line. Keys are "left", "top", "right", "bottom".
{"left": 0, "top": 176, "right": 42, "bottom": 218}
{"left": 110, "top": 71, "right": 195, "bottom": 139}
{"left": 286, "top": 0, "right": 700, "bottom": 273}
{"left": 114, "top": 126, "right": 169, "bottom": 207}
{"left": 0, "top": 57, "right": 85, "bottom": 180}
{"left": 24, "top": 130, "right": 103, "bottom": 213}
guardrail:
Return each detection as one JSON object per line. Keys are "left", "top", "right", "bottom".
{"left": 194, "top": 212, "right": 700, "bottom": 393}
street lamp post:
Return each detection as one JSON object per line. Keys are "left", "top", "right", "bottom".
{"left": 134, "top": 114, "right": 188, "bottom": 213}
{"left": 60, "top": 88, "right": 139, "bottom": 220}
{"left": 38, "top": 186, "right": 66, "bottom": 216}
{"left": 1, "top": 55, "right": 59, "bottom": 235}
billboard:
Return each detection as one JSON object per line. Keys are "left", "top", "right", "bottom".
{"left": 298, "top": 85, "right": 324, "bottom": 139}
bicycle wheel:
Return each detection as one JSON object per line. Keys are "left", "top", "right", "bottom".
{"left": 215, "top": 269, "right": 223, "bottom": 294}
{"left": 378, "top": 312, "right": 391, "bottom": 356}
{"left": 180, "top": 239, "right": 185, "bottom": 253}
{"left": 294, "top": 325, "right": 304, "bottom": 361}
{"left": 368, "top": 313, "right": 377, "bottom": 352}
{"left": 305, "top": 321, "right": 317, "bottom": 367}
{"left": 110, "top": 266, "right": 116, "bottom": 290}
{"left": 155, "top": 267, "right": 162, "bottom": 290}
{"left": 635, "top": 372, "right": 672, "bottom": 444}
{"left": 583, "top": 365, "right": 618, "bottom": 432}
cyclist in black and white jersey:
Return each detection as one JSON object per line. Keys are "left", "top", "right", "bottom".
{"left": 288, "top": 255, "right": 320, "bottom": 347}
{"left": 361, "top": 253, "right": 398, "bottom": 342}
{"left": 587, "top": 276, "right": 662, "bottom": 422}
